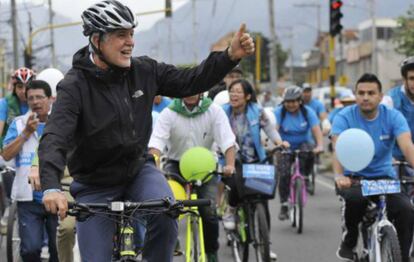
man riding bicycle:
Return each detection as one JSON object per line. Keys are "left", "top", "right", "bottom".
{"left": 148, "top": 93, "right": 236, "bottom": 262}
{"left": 37, "top": 1, "right": 254, "bottom": 261}
{"left": 301, "top": 83, "right": 330, "bottom": 135}
{"left": 274, "top": 86, "right": 324, "bottom": 220}
{"left": 383, "top": 57, "right": 414, "bottom": 178}
{"left": 332, "top": 73, "right": 414, "bottom": 262}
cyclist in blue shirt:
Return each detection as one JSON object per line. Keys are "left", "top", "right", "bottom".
{"left": 332, "top": 73, "right": 414, "bottom": 262}
{"left": 302, "top": 83, "right": 330, "bottom": 134}
{"left": 382, "top": 57, "right": 414, "bottom": 162}
{"left": 274, "top": 86, "right": 324, "bottom": 220}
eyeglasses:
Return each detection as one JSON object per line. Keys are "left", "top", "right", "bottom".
{"left": 27, "top": 95, "right": 47, "bottom": 102}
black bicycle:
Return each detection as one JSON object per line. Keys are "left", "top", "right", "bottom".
{"left": 67, "top": 197, "right": 211, "bottom": 262}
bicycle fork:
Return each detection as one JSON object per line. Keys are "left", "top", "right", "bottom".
{"left": 186, "top": 193, "right": 206, "bottom": 262}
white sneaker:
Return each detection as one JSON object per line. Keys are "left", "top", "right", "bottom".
{"left": 222, "top": 206, "right": 236, "bottom": 230}
{"left": 0, "top": 206, "right": 9, "bottom": 235}
{"left": 270, "top": 250, "right": 278, "bottom": 261}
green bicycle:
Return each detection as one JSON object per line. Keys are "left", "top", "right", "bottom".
{"left": 165, "top": 147, "right": 221, "bottom": 262}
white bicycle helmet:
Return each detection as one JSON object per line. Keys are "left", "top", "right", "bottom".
{"left": 81, "top": 0, "right": 137, "bottom": 36}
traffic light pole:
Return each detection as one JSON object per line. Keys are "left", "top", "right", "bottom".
{"left": 329, "top": 36, "right": 336, "bottom": 108}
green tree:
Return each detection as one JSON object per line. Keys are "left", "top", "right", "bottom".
{"left": 394, "top": 5, "right": 414, "bottom": 56}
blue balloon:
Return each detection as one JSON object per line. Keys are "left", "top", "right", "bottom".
{"left": 336, "top": 128, "right": 375, "bottom": 172}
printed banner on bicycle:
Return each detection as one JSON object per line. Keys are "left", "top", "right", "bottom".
{"left": 242, "top": 164, "right": 276, "bottom": 196}
{"left": 361, "top": 179, "right": 401, "bottom": 196}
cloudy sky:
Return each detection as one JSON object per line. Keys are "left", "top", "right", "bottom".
{"left": 2, "top": 0, "right": 189, "bottom": 31}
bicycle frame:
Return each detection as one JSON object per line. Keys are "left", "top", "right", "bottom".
{"left": 361, "top": 195, "right": 397, "bottom": 262}
{"left": 185, "top": 183, "right": 206, "bottom": 262}
{"left": 289, "top": 152, "right": 308, "bottom": 207}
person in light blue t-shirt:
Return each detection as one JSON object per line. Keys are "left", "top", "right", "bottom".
{"left": 331, "top": 73, "right": 414, "bottom": 262}
{"left": 273, "top": 86, "right": 324, "bottom": 221}
{"left": 302, "top": 83, "right": 330, "bottom": 135}
{"left": 382, "top": 57, "right": 414, "bottom": 162}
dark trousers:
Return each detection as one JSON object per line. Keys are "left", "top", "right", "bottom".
{"left": 17, "top": 201, "right": 59, "bottom": 262}
{"left": 277, "top": 143, "right": 314, "bottom": 203}
{"left": 70, "top": 160, "right": 178, "bottom": 262}
{"left": 164, "top": 160, "right": 219, "bottom": 254}
{"left": 338, "top": 186, "right": 414, "bottom": 262}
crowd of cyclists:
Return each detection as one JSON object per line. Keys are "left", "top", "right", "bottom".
{"left": 0, "top": 1, "right": 413, "bottom": 262}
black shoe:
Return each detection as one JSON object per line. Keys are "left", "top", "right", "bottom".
{"left": 336, "top": 243, "right": 355, "bottom": 261}
{"left": 278, "top": 204, "right": 289, "bottom": 221}
{"left": 305, "top": 177, "right": 313, "bottom": 193}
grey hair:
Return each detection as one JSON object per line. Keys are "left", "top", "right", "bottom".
{"left": 89, "top": 32, "right": 109, "bottom": 53}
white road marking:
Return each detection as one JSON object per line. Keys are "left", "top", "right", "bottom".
{"left": 316, "top": 176, "right": 335, "bottom": 190}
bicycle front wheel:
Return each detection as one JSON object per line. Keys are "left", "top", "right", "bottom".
{"left": 186, "top": 215, "right": 205, "bottom": 262}
{"left": 294, "top": 179, "right": 303, "bottom": 234}
{"left": 379, "top": 225, "right": 402, "bottom": 262}
{"left": 7, "top": 202, "right": 20, "bottom": 262}
{"left": 253, "top": 203, "right": 270, "bottom": 262}
{"left": 230, "top": 233, "right": 248, "bottom": 262}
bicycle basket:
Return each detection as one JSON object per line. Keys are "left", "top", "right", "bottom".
{"left": 241, "top": 164, "right": 277, "bottom": 198}
{"left": 179, "top": 147, "right": 216, "bottom": 183}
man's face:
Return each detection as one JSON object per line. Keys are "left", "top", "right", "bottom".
{"left": 223, "top": 72, "right": 242, "bottom": 88}
{"left": 99, "top": 29, "right": 134, "bottom": 68}
{"left": 183, "top": 94, "right": 201, "bottom": 107}
{"left": 27, "top": 89, "right": 51, "bottom": 118}
{"left": 302, "top": 89, "right": 312, "bottom": 103}
{"left": 15, "top": 83, "right": 27, "bottom": 102}
{"left": 355, "top": 82, "right": 383, "bottom": 115}
{"left": 404, "top": 70, "right": 414, "bottom": 98}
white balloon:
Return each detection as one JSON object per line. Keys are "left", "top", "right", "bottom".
{"left": 37, "top": 68, "right": 64, "bottom": 98}
{"left": 213, "top": 90, "right": 229, "bottom": 106}
{"left": 336, "top": 128, "right": 375, "bottom": 172}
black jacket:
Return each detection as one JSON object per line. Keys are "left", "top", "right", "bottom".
{"left": 39, "top": 46, "right": 238, "bottom": 190}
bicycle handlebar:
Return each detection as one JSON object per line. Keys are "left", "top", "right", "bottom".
{"left": 67, "top": 198, "right": 211, "bottom": 216}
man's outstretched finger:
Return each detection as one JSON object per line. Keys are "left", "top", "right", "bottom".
{"left": 237, "top": 23, "right": 246, "bottom": 37}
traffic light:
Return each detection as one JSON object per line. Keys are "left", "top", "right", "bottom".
{"left": 24, "top": 48, "right": 34, "bottom": 68}
{"left": 330, "top": 0, "right": 343, "bottom": 37}
{"left": 165, "top": 0, "right": 172, "bottom": 17}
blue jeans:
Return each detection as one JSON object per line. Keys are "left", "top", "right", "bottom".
{"left": 17, "top": 201, "right": 59, "bottom": 262}
{"left": 70, "top": 160, "right": 178, "bottom": 262}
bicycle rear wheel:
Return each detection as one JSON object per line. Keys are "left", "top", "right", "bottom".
{"left": 7, "top": 201, "right": 20, "bottom": 262}
{"left": 253, "top": 203, "right": 270, "bottom": 262}
{"left": 379, "top": 225, "right": 402, "bottom": 262}
{"left": 294, "top": 179, "right": 303, "bottom": 234}
{"left": 308, "top": 164, "right": 316, "bottom": 196}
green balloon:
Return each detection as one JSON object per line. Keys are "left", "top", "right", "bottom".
{"left": 179, "top": 147, "right": 216, "bottom": 182}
